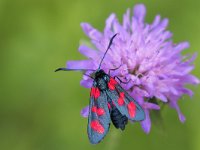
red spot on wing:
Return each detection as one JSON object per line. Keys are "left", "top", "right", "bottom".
{"left": 127, "top": 102, "right": 136, "bottom": 118}
{"left": 97, "top": 108, "right": 105, "bottom": 116}
{"left": 92, "top": 106, "right": 105, "bottom": 116}
{"left": 118, "top": 98, "right": 124, "bottom": 106}
{"left": 118, "top": 92, "right": 125, "bottom": 106}
{"left": 107, "top": 103, "right": 111, "bottom": 109}
{"left": 92, "top": 106, "right": 97, "bottom": 113}
{"left": 90, "top": 120, "right": 104, "bottom": 134}
{"left": 108, "top": 78, "right": 117, "bottom": 90}
{"left": 119, "top": 92, "right": 125, "bottom": 98}
{"left": 90, "top": 87, "right": 100, "bottom": 99}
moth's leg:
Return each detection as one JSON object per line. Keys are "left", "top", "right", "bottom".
{"left": 114, "top": 76, "right": 130, "bottom": 84}
{"left": 83, "top": 73, "right": 94, "bottom": 79}
{"left": 108, "top": 62, "right": 122, "bottom": 75}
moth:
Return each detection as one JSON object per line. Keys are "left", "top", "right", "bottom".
{"left": 55, "top": 33, "right": 145, "bottom": 144}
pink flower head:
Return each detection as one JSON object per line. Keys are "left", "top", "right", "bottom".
{"left": 66, "top": 4, "right": 199, "bottom": 133}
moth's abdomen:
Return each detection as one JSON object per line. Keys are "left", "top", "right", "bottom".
{"left": 111, "top": 105, "right": 128, "bottom": 130}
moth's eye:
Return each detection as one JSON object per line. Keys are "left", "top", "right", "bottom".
{"left": 104, "top": 76, "right": 109, "bottom": 81}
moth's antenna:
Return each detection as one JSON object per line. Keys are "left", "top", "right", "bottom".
{"left": 98, "top": 33, "right": 118, "bottom": 70}
{"left": 55, "top": 68, "right": 94, "bottom": 79}
{"left": 55, "top": 68, "right": 95, "bottom": 72}
{"left": 55, "top": 33, "right": 118, "bottom": 73}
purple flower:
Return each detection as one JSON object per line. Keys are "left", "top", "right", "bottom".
{"left": 66, "top": 4, "right": 199, "bottom": 133}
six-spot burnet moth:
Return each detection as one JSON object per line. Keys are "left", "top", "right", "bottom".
{"left": 55, "top": 33, "right": 145, "bottom": 144}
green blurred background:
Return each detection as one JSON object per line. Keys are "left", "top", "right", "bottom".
{"left": 0, "top": 0, "right": 200, "bottom": 150}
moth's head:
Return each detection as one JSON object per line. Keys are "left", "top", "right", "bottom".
{"left": 93, "top": 69, "right": 110, "bottom": 90}
{"left": 94, "top": 69, "right": 109, "bottom": 83}
{"left": 94, "top": 69, "right": 107, "bottom": 78}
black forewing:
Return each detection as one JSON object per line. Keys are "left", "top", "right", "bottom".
{"left": 106, "top": 82, "right": 145, "bottom": 121}
{"left": 87, "top": 91, "right": 110, "bottom": 144}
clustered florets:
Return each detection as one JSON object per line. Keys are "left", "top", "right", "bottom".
{"left": 66, "top": 4, "right": 199, "bottom": 133}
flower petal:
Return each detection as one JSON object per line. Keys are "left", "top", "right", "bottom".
{"left": 187, "top": 53, "right": 197, "bottom": 64}
{"left": 80, "top": 79, "right": 93, "bottom": 88}
{"left": 174, "top": 42, "right": 190, "bottom": 53}
{"left": 66, "top": 60, "right": 95, "bottom": 70}
{"left": 145, "top": 102, "right": 160, "bottom": 110}
{"left": 81, "top": 23, "right": 102, "bottom": 40}
{"left": 141, "top": 110, "right": 151, "bottom": 133}
{"left": 155, "top": 93, "right": 168, "bottom": 102}
{"left": 105, "top": 13, "right": 116, "bottom": 34}
{"left": 133, "top": 4, "right": 146, "bottom": 23}
{"left": 151, "top": 15, "right": 161, "bottom": 29}
{"left": 181, "top": 74, "right": 200, "bottom": 85}
{"left": 170, "top": 101, "right": 186, "bottom": 123}
{"left": 81, "top": 105, "right": 89, "bottom": 118}
{"left": 78, "top": 45, "right": 100, "bottom": 59}
{"left": 180, "top": 88, "right": 193, "bottom": 97}
{"left": 123, "top": 8, "right": 131, "bottom": 30}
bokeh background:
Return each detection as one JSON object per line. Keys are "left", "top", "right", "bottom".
{"left": 0, "top": 0, "right": 200, "bottom": 150}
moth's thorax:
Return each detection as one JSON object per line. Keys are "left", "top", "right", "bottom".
{"left": 94, "top": 69, "right": 109, "bottom": 91}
